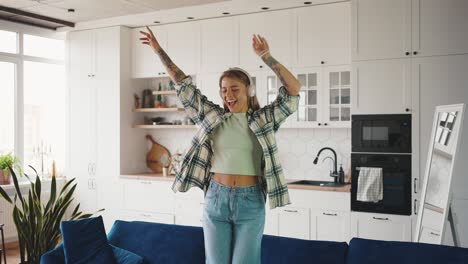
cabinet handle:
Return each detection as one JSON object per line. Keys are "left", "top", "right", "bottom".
{"left": 323, "top": 212, "right": 337, "bottom": 216}
{"left": 405, "top": 52, "right": 410, "bottom": 56}
{"left": 430, "top": 232, "right": 440, "bottom": 237}
{"left": 141, "top": 181, "right": 152, "bottom": 184}
{"left": 405, "top": 108, "right": 410, "bottom": 112}
{"left": 88, "top": 163, "right": 91, "bottom": 175}
{"left": 321, "top": 61, "right": 325, "bottom": 65}
{"left": 413, "top": 51, "right": 418, "bottom": 55}
{"left": 372, "top": 217, "right": 389, "bottom": 221}
{"left": 414, "top": 199, "right": 418, "bottom": 215}
{"left": 414, "top": 178, "right": 418, "bottom": 194}
{"left": 284, "top": 209, "right": 298, "bottom": 213}
{"left": 92, "top": 163, "right": 96, "bottom": 175}
{"left": 318, "top": 123, "right": 322, "bottom": 126}
{"left": 141, "top": 213, "right": 151, "bottom": 217}
{"left": 324, "top": 123, "right": 328, "bottom": 126}
{"left": 88, "top": 179, "right": 92, "bottom": 189}
{"left": 259, "top": 65, "right": 263, "bottom": 68}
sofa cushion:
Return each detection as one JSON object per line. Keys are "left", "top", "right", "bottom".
{"left": 40, "top": 243, "right": 65, "bottom": 264}
{"left": 111, "top": 245, "right": 144, "bottom": 264}
{"left": 261, "top": 235, "right": 348, "bottom": 264}
{"left": 107, "top": 220, "right": 205, "bottom": 264}
{"left": 347, "top": 237, "right": 468, "bottom": 264}
{"left": 61, "top": 216, "right": 116, "bottom": 264}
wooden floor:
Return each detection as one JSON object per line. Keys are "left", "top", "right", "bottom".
{"left": 4, "top": 242, "right": 21, "bottom": 263}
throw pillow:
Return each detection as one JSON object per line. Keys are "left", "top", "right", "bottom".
{"left": 61, "top": 216, "right": 116, "bottom": 264}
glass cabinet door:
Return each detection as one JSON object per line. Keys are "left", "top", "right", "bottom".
{"left": 326, "top": 67, "right": 351, "bottom": 126}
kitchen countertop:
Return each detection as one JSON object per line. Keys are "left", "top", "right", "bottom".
{"left": 120, "top": 173, "right": 351, "bottom": 193}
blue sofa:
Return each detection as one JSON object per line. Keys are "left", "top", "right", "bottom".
{"left": 42, "top": 220, "right": 468, "bottom": 264}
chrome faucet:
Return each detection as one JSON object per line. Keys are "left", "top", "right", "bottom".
{"left": 313, "top": 147, "right": 345, "bottom": 183}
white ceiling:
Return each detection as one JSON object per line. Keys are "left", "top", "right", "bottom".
{"left": 0, "top": 0, "right": 226, "bottom": 22}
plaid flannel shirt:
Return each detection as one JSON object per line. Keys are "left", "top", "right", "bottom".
{"left": 171, "top": 76, "right": 300, "bottom": 209}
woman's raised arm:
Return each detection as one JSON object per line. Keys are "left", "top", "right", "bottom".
{"left": 140, "top": 26, "right": 187, "bottom": 84}
{"left": 252, "top": 34, "right": 301, "bottom": 96}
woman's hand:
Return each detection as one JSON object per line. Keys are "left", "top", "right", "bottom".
{"left": 140, "top": 26, "right": 161, "bottom": 53}
{"left": 252, "top": 34, "right": 270, "bottom": 58}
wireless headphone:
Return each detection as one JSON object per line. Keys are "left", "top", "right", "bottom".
{"left": 220, "top": 67, "right": 256, "bottom": 98}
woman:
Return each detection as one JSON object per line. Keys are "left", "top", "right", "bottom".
{"left": 140, "top": 26, "right": 301, "bottom": 264}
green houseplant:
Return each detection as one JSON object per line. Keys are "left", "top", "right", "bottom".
{"left": 0, "top": 165, "right": 103, "bottom": 264}
{"left": 0, "top": 153, "right": 22, "bottom": 185}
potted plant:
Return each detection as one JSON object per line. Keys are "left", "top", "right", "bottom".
{"left": 0, "top": 153, "right": 22, "bottom": 185}
{"left": 0, "top": 165, "right": 104, "bottom": 264}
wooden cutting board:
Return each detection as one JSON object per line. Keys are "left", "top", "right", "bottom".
{"left": 146, "top": 134, "right": 171, "bottom": 173}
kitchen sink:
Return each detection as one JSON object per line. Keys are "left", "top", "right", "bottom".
{"left": 288, "top": 180, "right": 348, "bottom": 187}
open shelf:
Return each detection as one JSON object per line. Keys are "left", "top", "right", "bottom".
{"left": 133, "top": 125, "right": 197, "bottom": 129}
{"left": 132, "top": 107, "right": 185, "bottom": 112}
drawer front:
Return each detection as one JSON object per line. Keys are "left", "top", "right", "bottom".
{"left": 123, "top": 180, "right": 175, "bottom": 213}
{"left": 289, "top": 189, "right": 350, "bottom": 211}
{"left": 121, "top": 211, "right": 175, "bottom": 225}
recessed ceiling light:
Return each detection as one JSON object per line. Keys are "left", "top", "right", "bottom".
{"left": 304, "top": 1, "right": 312, "bottom": 4}
{"left": 187, "top": 17, "right": 194, "bottom": 20}
{"left": 154, "top": 21, "right": 160, "bottom": 24}
{"left": 222, "top": 12, "right": 230, "bottom": 15}
{"left": 261, "top": 7, "right": 269, "bottom": 10}
{"left": 67, "top": 8, "right": 75, "bottom": 13}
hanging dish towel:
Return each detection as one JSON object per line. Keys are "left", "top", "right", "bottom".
{"left": 357, "top": 167, "right": 383, "bottom": 203}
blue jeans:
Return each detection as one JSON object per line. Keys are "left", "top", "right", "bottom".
{"left": 202, "top": 180, "right": 266, "bottom": 264}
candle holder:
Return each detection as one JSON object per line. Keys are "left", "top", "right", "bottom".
{"left": 32, "top": 141, "right": 52, "bottom": 179}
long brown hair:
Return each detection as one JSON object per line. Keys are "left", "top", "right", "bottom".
{"left": 218, "top": 69, "right": 261, "bottom": 112}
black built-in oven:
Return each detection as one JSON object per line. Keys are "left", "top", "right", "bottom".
{"left": 351, "top": 153, "right": 412, "bottom": 215}
{"left": 352, "top": 114, "right": 411, "bottom": 153}
{"left": 351, "top": 114, "right": 412, "bottom": 216}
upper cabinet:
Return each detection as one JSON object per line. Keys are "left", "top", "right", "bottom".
{"left": 287, "top": 65, "right": 351, "bottom": 128}
{"left": 239, "top": 10, "right": 293, "bottom": 71}
{"left": 200, "top": 17, "right": 239, "bottom": 73}
{"left": 411, "top": 0, "right": 468, "bottom": 58}
{"left": 352, "top": 0, "right": 468, "bottom": 61}
{"left": 165, "top": 22, "right": 200, "bottom": 75}
{"left": 295, "top": 2, "right": 351, "bottom": 67}
{"left": 132, "top": 26, "right": 167, "bottom": 78}
{"left": 352, "top": 59, "right": 412, "bottom": 115}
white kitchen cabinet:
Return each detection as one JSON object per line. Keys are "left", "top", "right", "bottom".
{"left": 350, "top": 212, "right": 412, "bottom": 242}
{"left": 200, "top": 17, "right": 239, "bottom": 73}
{"left": 265, "top": 208, "right": 279, "bottom": 236}
{"left": 288, "top": 65, "right": 351, "bottom": 128}
{"left": 352, "top": 0, "right": 468, "bottom": 61}
{"left": 311, "top": 210, "right": 350, "bottom": 242}
{"left": 295, "top": 2, "right": 351, "bottom": 67}
{"left": 165, "top": 22, "right": 200, "bottom": 75}
{"left": 132, "top": 25, "right": 167, "bottom": 78}
{"left": 278, "top": 206, "right": 310, "bottom": 240}
{"left": 411, "top": 0, "right": 468, "bottom": 58}
{"left": 352, "top": 0, "right": 411, "bottom": 61}
{"left": 352, "top": 59, "right": 412, "bottom": 114}
{"left": 68, "top": 29, "right": 99, "bottom": 214}
{"left": 198, "top": 72, "right": 224, "bottom": 106}
{"left": 239, "top": 10, "right": 293, "bottom": 71}
{"left": 175, "top": 187, "right": 204, "bottom": 227}
{"left": 68, "top": 27, "right": 126, "bottom": 220}
{"left": 121, "top": 211, "right": 175, "bottom": 225}
{"left": 123, "top": 180, "right": 175, "bottom": 214}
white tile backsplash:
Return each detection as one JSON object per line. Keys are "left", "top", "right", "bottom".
{"left": 149, "top": 128, "right": 351, "bottom": 182}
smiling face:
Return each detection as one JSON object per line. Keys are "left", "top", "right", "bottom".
{"left": 220, "top": 76, "right": 250, "bottom": 113}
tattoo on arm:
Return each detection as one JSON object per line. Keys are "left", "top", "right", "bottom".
{"left": 263, "top": 55, "right": 287, "bottom": 87}
{"left": 157, "top": 49, "right": 187, "bottom": 83}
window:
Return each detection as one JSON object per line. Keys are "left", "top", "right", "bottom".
{"left": 0, "top": 62, "right": 16, "bottom": 153}
{"left": 0, "top": 30, "right": 18, "bottom": 54}
{"left": 24, "top": 61, "right": 65, "bottom": 176}
{"left": 24, "top": 34, "right": 65, "bottom": 60}
{"left": 0, "top": 25, "right": 65, "bottom": 178}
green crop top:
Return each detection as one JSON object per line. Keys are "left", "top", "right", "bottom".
{"left": 209, "top": 112, "right": 263, "bottom": 176}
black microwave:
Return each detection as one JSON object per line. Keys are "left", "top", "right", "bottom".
{"left": 352, "top": 114, "right": 411, "bottom": 153}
